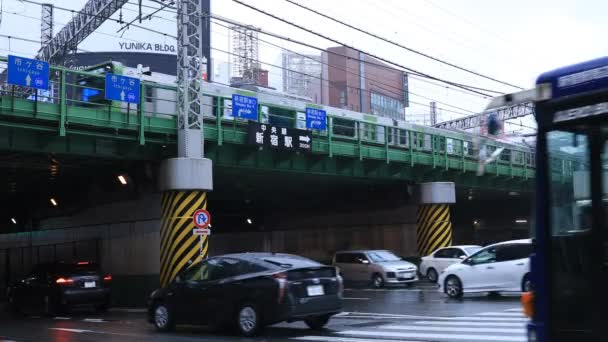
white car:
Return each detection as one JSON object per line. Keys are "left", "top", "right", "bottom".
{"left": 419, "top": 245, "right": 482, "bottom": 282}
{"left": 437, "top": 239, "right": 533, "bottom": 298}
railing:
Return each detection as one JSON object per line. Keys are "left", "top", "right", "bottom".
{"left": 0, "top": 56, "right": 578, "bottom": 180}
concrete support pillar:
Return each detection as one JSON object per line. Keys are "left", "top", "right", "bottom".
{"left": 159, "top": 158, "right": 212, "bottom": 287}
{"left": 159, "top": 190, "right": 208, "bottom": 287}
{"left": 417, "top": 182, "right": 455, "bottom": 256}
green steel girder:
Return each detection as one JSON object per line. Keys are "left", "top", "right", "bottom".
{"left": 0, "top": 91, "right": 541, "bottom": 192}
{"left": 206, "top": 143, "right": 534, "bottom": 192}
{"left": 0, "top": 126, "right": 171, "bottom": 160}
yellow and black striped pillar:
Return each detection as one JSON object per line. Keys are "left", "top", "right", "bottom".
{"left": 160, "top": 190, "right": 208, "bottom": 287}
{"left": 417, "top": 204, "right": 453, "bottom": 256}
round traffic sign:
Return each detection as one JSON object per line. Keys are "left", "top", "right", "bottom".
{"left": 193, "top": 209, "right": 211, "bottom": 229}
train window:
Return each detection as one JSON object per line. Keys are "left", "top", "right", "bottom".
{"left": 268, "top": 107, "right": 294, "bottom": 127}
{"left": 398, "top": 129, "right": 408, "bottom": 146}
{"left": 499, "top": 148, "right": 511, "bottom": 162}
{"left": 333, "top": 118, "right": 356, "bottom": 137}
{"left": 446, "top": 138, "right": 454, "bottom": 154}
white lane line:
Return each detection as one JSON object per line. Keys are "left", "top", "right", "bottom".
{"left": 49, "top": 328, "right": 91, "bottom": 333}
{"left": 337, "top": 330, "right": 526, "bottom": 341}
{"left": 382, "top": 325, "right": 526, "bottom": 334}
{"left": 82, "top": 318, "right": 106, "bottom": 323}
{"left": 109, "top": 308, "right": 147, "bottom": 313}
{"left": 343, "top": 297, "right": 370, "bottom": 300}
{"left": 414, "top": 321, "right": 525, "bottom": 327}
{"left": 477, "top": 312, "right": 526, "bottom": 317}
{"left": 53, "top": 317, "right": 71, "bottom": 320}
{"left": 292, "top": 336, "right": 420, "bottom": 342}
{"left": 505, "top": 308, "right": 524, "bottom": 312}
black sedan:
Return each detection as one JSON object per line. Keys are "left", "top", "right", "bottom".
{"left": 147, "top": 252, "right": 343, "bottom": 336}
{"left": 7, "top": 261, "right": 112, "bottom": 315}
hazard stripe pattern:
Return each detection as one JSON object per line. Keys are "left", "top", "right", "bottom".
{"left": 417, "top": 204, "right": 452, "bottom": 256}
{"left": 159, "top": 190, "right": 208, "bottom": 287}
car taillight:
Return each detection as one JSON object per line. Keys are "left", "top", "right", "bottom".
{"left": 272, "top": 272, "right": 288, "bottom": 303}
{"left": 521, "top": 291, "right": 534, "bottom": 317}
{"left": 103, "top": 275, "right": 112, "bottom": 281}
{"left": 56, "top": 277, "right": 74, "bottom": 285}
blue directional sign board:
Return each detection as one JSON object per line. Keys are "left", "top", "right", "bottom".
{"left": 7, "top": 55, "right": 49, "bottom": 90}
{"left": 104, "top": 73, "right": 140, "bottom": 104}
{"left": 232, "top": 94, "right": 258, "bottom": 120}
{"left": 305, "top": 107, "right": 327, "bottom": 130}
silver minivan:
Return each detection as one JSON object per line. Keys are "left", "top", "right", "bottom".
{"left": 332, "top": 250, "right": 418, "bottom": 288}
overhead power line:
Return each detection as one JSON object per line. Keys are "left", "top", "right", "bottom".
{"left": 283, "top": 0, "right": 523, "bottom": 90}
{"left": 230, "top": 0, "right": 500, "bottom": 97}
{"left": 211, "top": 19, "right": 477, "bottom": 115}
{"left": 123, "top": 0, "right": 501, "bottom": 99}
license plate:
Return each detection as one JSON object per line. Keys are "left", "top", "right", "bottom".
{"left": 306, "top": 285, "right": 324, "bottom": 296}
{"left": 399, "top": 272, "right": 414, "bottom": 278}
{"left": 84, "top": 281, "right": 96, "bottom": 288}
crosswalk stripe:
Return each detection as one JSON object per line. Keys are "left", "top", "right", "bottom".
{"left": 414, "top": 320, "right": 525, "bottom": 327}
{"left": 338, "top": 313, "right": 528, "bottom": 322}
{"left": 292, "top": 337, "right": 420, "bottom": 342}
{"left": 382, "top": 325, "right": 525, "bottom": 334}
{"left": 477, "top": 312, "right": 526, "bottom": 317}
{"left": 337, "top": 330, "right": 526, "bottom": 341}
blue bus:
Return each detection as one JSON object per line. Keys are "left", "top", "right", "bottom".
{"left": 498, "top": 58, "right": 608, "bottom": 341}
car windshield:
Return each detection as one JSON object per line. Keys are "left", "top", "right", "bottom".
{"left": 367, "top": 251, "right": 401, "bottom": 262}
{"left": 465, "top": 247, "right": 482, "bottom": 255}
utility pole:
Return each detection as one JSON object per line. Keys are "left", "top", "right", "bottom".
{"left": 430, "top": 101, "right": 437, "bottom": 126}
{"left": 159, "top": 0, "right": 213, "bottom": 287}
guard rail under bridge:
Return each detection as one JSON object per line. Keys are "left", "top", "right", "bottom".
{"left": 0, "top": 57, "right": 575, "bottom": 192}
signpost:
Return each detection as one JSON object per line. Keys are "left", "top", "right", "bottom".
{"left": 7, "top": 55, "right": 49, "bottom": 90}
{"left": 192, "top": 209, "right": 211, "bottom": 261}
{"left": 305, "top": 107, "right": 327, "bottom": 130}
{"left": 247, "top": 122, "right": 312, "bottom": 152}
{"left": 104, "top": 73, "right": 140, "bottom": 104}
{"left": 232, "top": 94, "right": 258, "bottom": 120}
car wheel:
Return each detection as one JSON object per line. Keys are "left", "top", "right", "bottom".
{"left": 43, "top": 295, "right": 57, "bottom": 316}
{"left": 304, "top": 314, "right": 331, "bottom": 330}
{"left": 427, "top": 268, "right": 438, "bottom": 283}
{"left": 522, "top": 274, "right": 533, "bottom": 292}
{"left": 236, "top": 303, "right": 261, "bottom": 337}
{"left": 153, "top": 302, "right": 175, "bottom": 332}
{"left": 445, "top": 276, "right": 463, "bottom": 299}
{"left": 371, "top": 274, "right": 384, "bottom": 289}
{"left": 7, "top": 292, "right": 20, "bottom": 314}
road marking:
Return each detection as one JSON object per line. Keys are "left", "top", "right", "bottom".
{"left": 109, "top": 308, "right": 147, "bottom": 313}
{"left": 337, "top": 330, "right": 526, "bottom": 341}
{"left": 292, "top": 336, "right": 420, "bottom": 342}
{"left": 414, "top": 321, "right": 525, "bottom": 327}
{"left": 49, "top": 328, "right": 91, "bottom": 333}
{"left": 343, "top": 297, "right": 370, "bottom": 300}
{"left": 53, "top": 317, "right": 71, "bottom": 320}
{"left": 83, "top": 318, "right": 106, "bottom": 323}
{"left": 382, "top": 324, "right": 526, "bottom": 334}
{"left": 505, "top": 308, "right": 524, "bottom": 312}
{"left": 477, "top": 312, "right": 526, "bottom": 317}
{"left": 340, "top": 312, "right": 528, "bottom": 321}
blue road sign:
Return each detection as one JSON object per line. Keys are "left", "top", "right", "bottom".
{"left": 305, "top": 107, "right": 327, "bottom": 130}
{"left": 7, "top": 55, "right": 49, "bottom": 90}
{"left": 104, "top": 73, "right": 140, "bottom": 104}
{"left": 232, "top": 94, "right": 258, "bottom": 120}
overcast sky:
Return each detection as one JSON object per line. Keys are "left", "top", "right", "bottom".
{"left": 1, "top": 0, "right": 607, "bottom": 128}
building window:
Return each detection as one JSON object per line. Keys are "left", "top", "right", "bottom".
{"left": 339, "top": 89, "right": 346, "bottom": 108}
{"left": 370, "top": 92, "right": 404, "bottom": 120}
